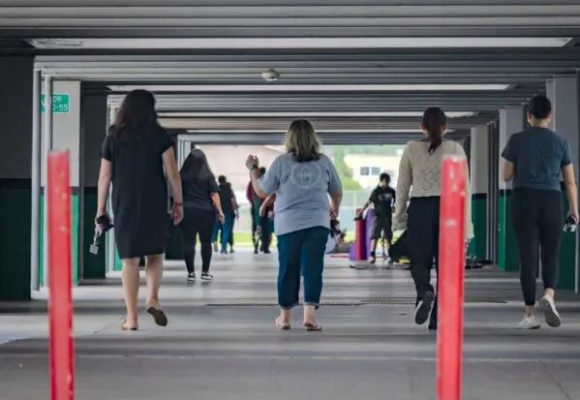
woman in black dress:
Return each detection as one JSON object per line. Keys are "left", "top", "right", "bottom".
{"left": 180, "top": 149, "right": 225, "bottom": 282}
{"left": 96, "top": 90, "right": 184, "bottom": 331}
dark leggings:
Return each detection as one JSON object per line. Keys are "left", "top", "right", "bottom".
{"left": 407, "top": 197, "right": 440, "bottom": 323}
{"left": 260, "top": 216, "right": 272, "bottom": 252}
{"left": 512, "top": 188, "right": 563, "bottom": 306}
{"left": 181, "top": 208, "right": 216, "bottom": 274}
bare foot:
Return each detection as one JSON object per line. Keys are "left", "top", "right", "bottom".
{"left": 303, "top": 305, "right": 322, "bottom": 331}
{"left": 146, "top": 298, "right": 161, "bottom": 310}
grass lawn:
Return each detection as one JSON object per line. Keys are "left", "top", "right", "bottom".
{"left": 232, "top": 231, "right": 400, "bottom": 248}
{"left": 232, "top": 232, "right": 256, "bottom": 246}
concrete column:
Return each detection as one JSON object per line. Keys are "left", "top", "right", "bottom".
{"left": 547, "top": 76, "right": 580, "bottom": 291}
{"left": 80, "top": 94, "right": 108, "bottom": 280}
{"left": 30, "top": 69, "right": 42, "bottom": 291}
{"left": 40, "top": 80, "right": 82, "bottom": 286}
{"left": 497, "top": 106, "right": 525, "bottom": 271}
{"left": 469, "top": 125, "right": 489, "bottom": 260}
{"left": 0, "top": 56, "right": 34, "bottom": 301}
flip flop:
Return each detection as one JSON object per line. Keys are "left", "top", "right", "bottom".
{"left": 147, "top": 307, "right": 168, "bottom": 327}
{"left": 275, "top": 317, "right": 291, "bottom": 330}
{"left": 304, "top": 322, "right": 323, "bottom": 332}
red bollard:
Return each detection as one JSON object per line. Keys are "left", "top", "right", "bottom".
{"left": 47, "top": 151, "right": 75, "bottom": 400}
{"left": 437, "top": 156, "right": 467, "bottom": 400}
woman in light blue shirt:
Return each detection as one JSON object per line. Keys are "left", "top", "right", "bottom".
{"left": 246, "top": 120, "right": 343, "bottom": 331}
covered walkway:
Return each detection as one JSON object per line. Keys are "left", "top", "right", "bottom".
{"left": 2, "top": 253, "right": 580, "bottom": 399}
{"left": 2, "top": 2, "right": 580, "bottom": 399}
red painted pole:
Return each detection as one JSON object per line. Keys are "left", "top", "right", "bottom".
{"left": 437, "top": 155, "right": 467, "bottom": 400}
{"left": 47, "top": 151, "right": 75, "bottom": 400}
{"left": 354, "top": 208, "right": 365, "bottom": 260}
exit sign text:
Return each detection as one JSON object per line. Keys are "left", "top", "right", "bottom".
{"left": 41, "top": 94, "right": 71, "bottom": 114}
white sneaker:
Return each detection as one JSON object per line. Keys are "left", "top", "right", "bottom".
{"left": 539, "top": 295, "right": 561, "bottom": 328}
{"left": 517, "top": 314, "right": 541, "bottom": 330}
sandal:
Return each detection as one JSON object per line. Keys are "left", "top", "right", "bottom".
{"left": 275, "top": 317, "right": 291, "bottom": 331}
{"left": 120, "top": 321, "right": 138, "bottom": 331}
{"left": 304, "top": 322, "right": 322, "bottom": 332}
{"left": 147, "top": 307, "right": 168, "bottom": 327}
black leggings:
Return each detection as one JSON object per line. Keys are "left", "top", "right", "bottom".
{"left": 407, "top": 197, "right": 440, "bottom": 322}
{"left": 181, "top": 208, "right": 216, "bottom": 274}
{"left": 260, "top": 216, "right": 272, "bottom": 252}
{"left": 512, "top": 188, "right": 563, "bottom": 306}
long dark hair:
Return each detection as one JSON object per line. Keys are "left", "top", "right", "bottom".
{"left": 180, "top": 149, "right": 215, "bottom": 183}
{"left": 109, "top": 90, "right": 159, "bottom": 139}
{"left": 422, "top": 107, "right": 447, "bottom": 154}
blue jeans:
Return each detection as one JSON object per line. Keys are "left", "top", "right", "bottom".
{"left": 276, "top": 226, "right": 329, "bottom": 309}
{"left": 212, "top": 214, "right": 233, "bottom": 251}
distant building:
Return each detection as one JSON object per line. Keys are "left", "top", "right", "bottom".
{"left": 344, "top": 154, "right": 401, "bottom": 189}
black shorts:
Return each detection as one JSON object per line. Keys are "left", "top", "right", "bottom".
{"left": 371, "top": 216, "right": 393, "bottom": 242}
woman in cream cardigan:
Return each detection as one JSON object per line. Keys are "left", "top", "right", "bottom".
{"left": 393, "top": 107, "right": 473, "bottom": 331}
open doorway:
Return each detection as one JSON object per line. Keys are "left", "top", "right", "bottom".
{"left": 175, "top": 140, "right": 406, "bottom": 248}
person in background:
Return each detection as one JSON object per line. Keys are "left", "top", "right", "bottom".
{"left": 97, "top": 89, "right": 183, "bottom": 331}
{"left": 327, "top": 219, "right": 350, "bottom": 254}
{"left": 212, "top": 175, "right": 236, "bottom": 254}
{"left": 259, "top": 194, "right": 276, "bottom": 254}
{"left": 501, "top": 94, "right": 579, "bottom": 330}
{"left": 180, "top": 149, "right": 224, "bottom": 282}
{"left": 356, "top": 172, "right": 396, "bottom": 264}
{"left": 393, "top": 107, "right": 473, "bottom": 331}
{"left": 247, "top": 167, "right": 266, "bottom": 254}
{"left": 227, "top": 182, "right": 240, "bottom": 253}
{"left": 246, "top": 119, "right": 343, "bottom": 331}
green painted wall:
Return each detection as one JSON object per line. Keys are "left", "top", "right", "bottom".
{"left": 470, "top": 194, "right": 487, "bottom": 260}
{"left": 497, "top": 190, "right": 520, "bottom": 271}
{"left": 39, "top": 192, "right": 80, "bottom": 286}
{"left": 115, "top": 247, "right": 122, "bottom": 271}
{"left": 558, "top": 191, "right": 576, "bottom": 290}
{"left": 0, "top": 180, "right": 32, "bottom": 301}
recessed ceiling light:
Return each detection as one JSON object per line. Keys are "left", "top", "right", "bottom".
{"left": 160, "top": 111, "right": 476, "bottom": 118}
{"left": 30, "top": 37, "right": 571, "bottom": 49}
{"left": 110, "top": 84, "right": 509, "bottom": 92}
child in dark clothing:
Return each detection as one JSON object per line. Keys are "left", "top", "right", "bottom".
{"left": 357, "top": 173, "right": 396, "bottom": 264}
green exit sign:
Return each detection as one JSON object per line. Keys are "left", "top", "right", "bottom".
{"left": 41, "top": 93, "right": 71, "bottom": 114}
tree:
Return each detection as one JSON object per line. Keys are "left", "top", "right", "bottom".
{"left": 331, "top": 147, "right": 362, "bottom": 190}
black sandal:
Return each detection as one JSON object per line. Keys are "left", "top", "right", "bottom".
{"left": 147, "top": 307, "right": 168, "bottom": 327}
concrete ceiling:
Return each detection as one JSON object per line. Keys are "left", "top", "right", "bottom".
{"left": 1, "top": 1, "right": 580, "bottom": 142}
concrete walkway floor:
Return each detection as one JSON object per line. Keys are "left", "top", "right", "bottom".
{"left": 2, "top": 251, "right": 580, "bottom": 400}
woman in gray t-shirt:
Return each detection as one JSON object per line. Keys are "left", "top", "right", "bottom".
{"left": 501, "top": 95, "right": 578, "bottom": 330}
{"left": 246, "top": 120, "right": 343, "bottom": 331}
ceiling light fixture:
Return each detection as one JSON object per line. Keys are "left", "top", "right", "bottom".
{"left": 261, "top": 68, "right": 280, "bottom": 82}
{"left": 160, "top": 111, "right": 476, "bottom": 118}
{"left": 110, "top": 84, "right": 509, "bottom": 92}
{"left": 185, "top": 129, "right": 454, "bottom": 134}
{"left": 29, "top": 38, "right": 84, "bottom": 48}
{"left": 30, "top": 37, "right": 572, "bottom": 49}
